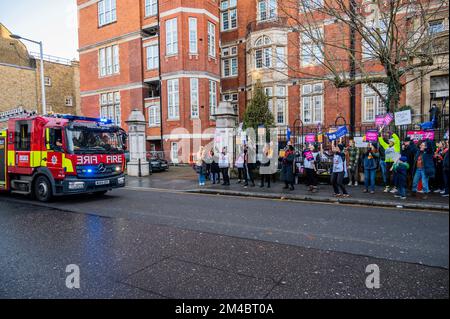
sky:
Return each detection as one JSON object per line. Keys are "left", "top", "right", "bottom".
{"left": 0, "top": 0, "right": 79, "bottom": 60}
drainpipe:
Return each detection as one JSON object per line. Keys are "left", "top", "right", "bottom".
{"left": 157, "top": 7, "right": 164, "bottom": 153}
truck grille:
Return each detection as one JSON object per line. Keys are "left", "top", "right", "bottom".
{"left": 76, "top": 164, "right": 121, "bottom": 179}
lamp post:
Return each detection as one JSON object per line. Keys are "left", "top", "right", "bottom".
{"left": 10, "top": 34, "right": 47, "bottom": 115}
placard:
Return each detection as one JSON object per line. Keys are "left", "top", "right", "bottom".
{"left": 375, "top": 115, "right": 385, "bottom": 127}
{"left": 394, "top": 110, "right": 412, "bottom": 126}
{"left": 326, "top": 126, "right": 348, "bottom": 141}
{"left": 305, "top": 134, "right": 316, "bottom": 143}
{"left": 354, "top": 136, "right": 368, "bottom": 148}
{"left": 407, "top": 130, "right": 435, "bottom": 143}
{"left": 365, "top": 130, "right": 379, "bottom": 142}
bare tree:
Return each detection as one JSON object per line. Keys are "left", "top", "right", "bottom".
{"left": 276, "top": 0, "right": 449, "bottom": 112}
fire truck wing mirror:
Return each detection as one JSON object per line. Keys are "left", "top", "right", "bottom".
{"left": 121, "top": 132, "right": 128, "bottom": 150}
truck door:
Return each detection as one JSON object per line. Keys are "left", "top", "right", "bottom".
{"left": 14, "top": 120, "right": 32, "bottom": 168}
{"left": 0, "top": 133, "right": 7, "bottom": 190}
{"left": 44, "top": 127, "right": 64, "bottom": 178}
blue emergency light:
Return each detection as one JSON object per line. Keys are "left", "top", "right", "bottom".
{"left": 59, "top": 115, "right": 114, "bottom": 124}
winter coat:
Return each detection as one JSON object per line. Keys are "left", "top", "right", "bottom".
{"left": 413, "top": 141, "right": 435, "bottom": 178}
{"left": 401, "top": 142, "right": 418, "bottom": 171}
{"left": 280, "top": 150, "right": 295, "bottom": 183}
{"left": 443, "top": 149, "right": 449, "bottom": 171}
{"left": 210, "top": 159, "right": 220, "bottom": 173}
{"left": 362, "top": 149, "right": 379, "bottom": 171}
{"left": 393, "top": 162, "right": 410, "bottom": 187}
{"left": 378, "top": 133, "right": 401, "bottom": 163}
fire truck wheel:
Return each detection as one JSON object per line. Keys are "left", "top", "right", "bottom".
{"left": 34, "top": 176, "right": 53, "bottom": 202}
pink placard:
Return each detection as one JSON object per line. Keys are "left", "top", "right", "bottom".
{"left": 383, "top": 113, "right": 394, "bottom": 126}
{"left": 407, "top": 130, "right": 435, "bottom": 143}
{"left": 305, "top": 134, "right": 316, "bottom": 143}
{"left": 365, "top": 130, "right": 379, "bottom": 142}
{"left": 375, "top": 115, "right": 385, "bottom": 127}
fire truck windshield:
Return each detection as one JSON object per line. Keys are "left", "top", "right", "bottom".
{"left": 66, "top": 125, "right": 125, "bottom": 154}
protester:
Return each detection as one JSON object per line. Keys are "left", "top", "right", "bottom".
{"left": 235, "top": 150, "right": 245, "bottom": 184}
{"left": 346, "top": 139, "right": 360, "bottom": 186}
{"left": 378, "top": 128, "right": 401, "bottom": 193}
{"left": 243, "top": 144, "right": 255, "bottom": 188}
{"left": 442, "top": 140, "right": 449, "bottom": 197}
{"left": 362, "top": 143, "right": 379, "bottom": 194}
{"left": 412, "top": 140, "right": 435, "bottom": 199}
{"left": 280, "top": 144, "right": 295, "bottom": 191}
{"left": 329, "top": 143, "right": 349, "bottom": 197}
{"left": 260, "top": 143, "right": 273, "bottom": 188}
{"left": 393, "top": 156, "right": 409, "bottom": 200}
{"left": 209, "top": 149, "right": 221, "bottom": 184}
{"left": 401, "top": 136, "right": 418, "bottom": 187}
{"left": 218, "top": 147, "right": 230, "bottom": 186}
{"left": 195, "top": 146, "right": 207, "bottom": 186}
{"left": 303, "top": 143, "right": 319, "bottom": 193}
{"left": 431, "top": 141, "right": 445, "bottom": 193}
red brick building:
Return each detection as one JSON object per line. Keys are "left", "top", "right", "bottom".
{"left": 77, "top": 0, "right": 448, "bottom": 162}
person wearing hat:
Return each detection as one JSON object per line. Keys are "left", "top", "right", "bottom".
{"left": 393, "top": 156, "right": 410, "bottom": 200}
{"left": 378, "top": 128, "right": 401, "bottom": 193}
{"left": 330, "top": 142, "right": 349, "bottom": 197}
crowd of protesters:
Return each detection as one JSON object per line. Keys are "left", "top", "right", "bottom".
{"left": 193, "top": 130, "right": 449, "bottom": 200}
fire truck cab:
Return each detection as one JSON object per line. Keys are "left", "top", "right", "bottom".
{"left": 0, "top": 114, "right": 127, "bottom": 202}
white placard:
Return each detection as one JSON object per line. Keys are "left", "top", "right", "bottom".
{"left": 394, "top": 110, "right": 412, "bottom": 126}
{"left": 354, "top": 137, "right": 368, "bottom": 148}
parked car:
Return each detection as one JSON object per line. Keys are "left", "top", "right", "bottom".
{"left": 146, "top": 151, "right": 169, "bottom": 172}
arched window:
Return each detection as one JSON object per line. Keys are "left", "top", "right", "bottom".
{"left": 254, "top": 36, "right": 272, "bottom": 69}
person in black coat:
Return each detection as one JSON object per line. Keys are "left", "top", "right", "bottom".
{"left": 401, "top": 136, "right": 418, "bottom": 187}
{"left": 280, "top": 145, "right": 296, "bottom": 191}
{"left": 443, "top": 141, "right": 449, "bottom": 197}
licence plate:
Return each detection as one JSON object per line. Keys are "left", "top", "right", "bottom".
{"left": 95, "top": 180, "right": 110, "bottom": 186}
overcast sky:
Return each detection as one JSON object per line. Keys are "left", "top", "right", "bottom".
{"left": 0, "top": 0, "right": 79, "bottom": 60}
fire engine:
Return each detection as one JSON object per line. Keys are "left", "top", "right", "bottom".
{"left": 0, "top": 114, "right": 127, "bottom": 202}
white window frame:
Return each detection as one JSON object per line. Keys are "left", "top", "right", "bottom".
{"left": 65, "top": 96, "right": 73, "bottom": 107}
{"left": 100, "top": 91, "right": 121, "bottom": 125}
{"left": 166, "top": 18, "right": 178, "bottom": 56}
{"left": 189, "top": 18, "right": 198, "bottom": 54}
{"left": 148, "top": 105, "right": 161, "bottom": 127}
{"left": 209, "top": 80, "right": 218, "bottom": 118}
{"left": 208, "top": 22, "right": 216, "bottom": 58}
{"left": 190, "top": 78, "right": 199, "bottom": 119}
{"left": 146, "top": 45, "right": 159, "bottom": 70}
{"left": 167, "top": 79, "right": 179, "bottom": 120}
{"left": 98, "top": 0, "right": 117, "bottom": 27}
{"left": 99, "top": 45, "right": 119, "bottom": 77}
{"left": 44, "top": 76, "right": 52, "bottom": 86}
{"left": 300, "top": 28, "right": 323, "bottom": 67}
{"left": 300, "top": 0, "right": 323, "bottom": 11}
{"left": 145, "top": 0, "right": 158, "bottom": 17}
{"left": 221, "top": 0, "right": 237, "bottom": 31}
{"left": 258, "top": 0, "right": 277, "bottom": 21}
{"left": 362, "top": 84, "right": 387, "bottom": 122}
{"left": 171, "top": 142, "right": 179, "bottom": 164}
{"left": 301, "top": 83, "right": 323, "bottom": 124}
{"left": 222, "top": 45, "right": 238, "bottom": 77}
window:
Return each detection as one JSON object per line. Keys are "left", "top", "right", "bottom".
{"left": 166, "top": 18, "right": 178, "bottom": 55}
{"left": 99, "top": 45, "right": 119, "bottom": 76}
{"left": 65, "top": 96, "right": 73, "bottom": 107}
{"left": 189, "top": 18, "right": 198, "bottom": 54}
{"left": 254, "top": 36, "right": 273, "bottom": 69}
{"left": 14, "top": 121, "right": 31, "bottom": 151}
{"left": 362, "top": 84, "right": 387, "bottom": 122}
{"left": 302, "top": 83, "right": 323, "bottom": 124}
{"left": 171, "top": 142, "right": 179, "bottom": 164}
{"left": 190, "top": 78, "right": 199, "bottom": 118}
{"left": 258, "top": 0, "right": 276, "bottom": 21}
{"left": 208, "top": 22, "right": 216, "bottom": 57}
{"left": 221, "top": 0, "right": 237, "bottom": 31}
{"left": 145, "top": 0, "right": 158, "bottom": 17}
{"left": 265, "top": 85, "right": 286, "bottom": 125}
{"left": 44, "top": 76, "right": 52, "bottom": 86}
{"left": 300, "top": 0, "right": 323, "bottom": 11}
{"left": 222, "top": 46, "right": 238, "bottom": 77}
{"left": 148, "top": 105, "right": 160, "bottom": 127}
{"left": 362, "top": 19, "right": 387, "bottom": 60}
{"left": 209, "top": 81, "right": 218, "bottom": 118}
{"left": 222, "top": 92, "right": 239, "bottom": 115}
{"left": 428, "top": 20, "right": 445, "bottom": 35}
{"left": 98, "top": 0, "right": 116, "bottom": 27}
{"left": 300, "top": 29, "right": 323, "bottom": 66}
{"left": 167, "top": 79, "right": 179, "bottom": 119}
{"left": 146, "top": 45, "right": 159, "bottom": 70}
{"left": 275, "top": 46, "right": 286, "bottom": 69}
{"left": 100, "top": 92, "right": 121, "bottom": 125}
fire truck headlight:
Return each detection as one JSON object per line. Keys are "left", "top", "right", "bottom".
{"left": 115, "top": 166, "right": 121, "bottom": 172}
{"left": 118, "top": 177, "right": 125, "bottom": 185}
{"left": 69, "top": 182, "right": 85, "bottom": 190}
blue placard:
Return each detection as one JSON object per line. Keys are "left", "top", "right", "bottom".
{"left": 326, "top": 126, "right": 348, "bottom": 141}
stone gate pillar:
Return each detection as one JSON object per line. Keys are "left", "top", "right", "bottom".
{"left": 126, "top": 109, "right": 149, "bottom": 177}
{"left": 214, "top": 102, "right": 238, "bottom": 164}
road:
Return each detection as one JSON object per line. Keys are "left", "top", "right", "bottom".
{"left": 0, "top": 188, "right": 448, "bottom": 298}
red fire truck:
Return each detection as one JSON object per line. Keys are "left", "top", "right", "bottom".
{"left": 0, "top": 114, "right": 127, "bottom": 202}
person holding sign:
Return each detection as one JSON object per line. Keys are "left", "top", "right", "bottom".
{"left": 280, "top": 145, "right": 296, "bottom": 191}
{"left": 378, "top": 126, "right": 401, "bottom": 193}
{"left": 412, "top": 140, "right": 435, "bottom": 199}
{"left": 329, "top": 142, "right": 349, "bottom": 198}
{"left": 362, "top": 143, "right": 379, "bottom": 194}
{"left": 303, "top": 143, "right": 320, "bottom": 193}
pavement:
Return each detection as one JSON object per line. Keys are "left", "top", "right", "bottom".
{"left": 128, "top": 166, "right": 450, "bottom": 212}
{"left": 0, "top": 197, "right": 448, "bottom": 299}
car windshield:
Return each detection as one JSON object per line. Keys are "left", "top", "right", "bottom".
{"left": 66, "top": 125, "right": 124, "bottom": 154}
